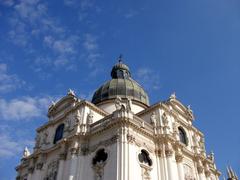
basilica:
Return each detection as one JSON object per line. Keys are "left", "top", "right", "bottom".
{"left": 16, "top": 60, "right": 237, "bottom": 180}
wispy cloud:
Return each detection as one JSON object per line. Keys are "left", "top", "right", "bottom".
{"left": 0, "top": 96, "right": 51, "bottom": 121}
{"left": 0, "top": 125, "right": 34, "bottom": 158}
{"left": 4, "top": 0, "right": 81, "bottom": 72}
{"left": 135, "top": 67, "right": 161, "bottom": 91}
{"left": 0, "top": 63, "right": 25, "bottom": 93}
{"left": 124, "top": 9, "right": 138, "bottom": 19}
{"left": 0, "top": 0, "right": 15, "bottom": 7}
{"left": 82, "top": 33, "right": 103, "bottom": 76}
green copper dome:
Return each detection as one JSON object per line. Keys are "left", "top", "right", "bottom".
{"left": 91, "top": 60, "right": 150, "bottom": 106}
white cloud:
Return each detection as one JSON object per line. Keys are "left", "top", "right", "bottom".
{"left": 0, "top": 0, "right": 15, "bottom": 7}
{"left": 0, "top": 63, "right": 25, "bottom": 93}
{"left": 83, "top": 33, "right": 98, "bottom": 51}
{"left": 136, "top": 68, "right": 161, "bottom": 91}
{"left": 0, "top": 96, "right": 51, "bottom": 121}
{"left": 82, "top": 33, "right": 103, "bottom": 76}
{"left": 44, "top": 35, "right": 79, "bottom": 55}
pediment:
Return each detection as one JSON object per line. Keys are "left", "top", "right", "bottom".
{"left": 48, "top": 94, "right": 78, "bottom": 118}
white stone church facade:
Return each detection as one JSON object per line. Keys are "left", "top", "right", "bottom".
{"left": 16, "top": 61, "right": 223, "bottom": 180}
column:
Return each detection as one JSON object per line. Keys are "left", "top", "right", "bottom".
{"left": 197, "top": 166, "right": 205, "bottom": 180}
{"left": 165, "top": 148, "right": 175, "bottom": 180}
{"left": 175, "top": 155, "right": 184, "bottom": 180}
{"left": 27, "top": 166, "right": 34, "bottom": 180}
{"left": 34, "top": 162, "right": 43, "bottom": 180}
{"left": 68, "top": 148, "right": 78, "bottom": 180}
{"left": 56, "top": 153, "right": 66, "bottom": 180}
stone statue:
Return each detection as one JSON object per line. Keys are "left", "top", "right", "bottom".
{"left": 115, "top": 97, "right": 122, "bottom": 110}
{"left": 170, "top": 92, "right": 176, "bottom": 99}
{"left": 42, "top": 131, "right": 49, "bottom": 145}
{"left": 150, "top": 112, "right": 157, "bottom": 126}
{"left": 126, "top": 98, "right": 132, "bottom": 112}
{"left": 35, "top": 134, "right": 41, "bottom": 148}
{"left": 87, "top": 110, "right": 94, "bottom": 124}
{"left": 23, "top": 147, "right": 30, "bottom": 158}
{"left": 162, "top": 112, "right": 169, "bottom": 126}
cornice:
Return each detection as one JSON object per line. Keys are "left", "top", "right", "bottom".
{"left": 95, "top": 98, "right": 149, "bottom": 109}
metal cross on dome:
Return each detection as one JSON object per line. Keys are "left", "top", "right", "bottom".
{"left": 118, "top": 54, "right": 123, "bottom": 63}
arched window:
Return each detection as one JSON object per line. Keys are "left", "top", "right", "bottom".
{"left": 92, "top": 148, "right": 108, "bottom": 165}
{"left": 53, "top": 124, "right": 64, "bottom": 144}
{"left": 178, "top": 127, "right": 188, "bottom": 145}
{"left": 138, "top": 149, "right": 152, "bottom": 166}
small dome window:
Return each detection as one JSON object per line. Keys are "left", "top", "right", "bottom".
{"left": 138, "top": 149, "right": 152, "bottom": 166}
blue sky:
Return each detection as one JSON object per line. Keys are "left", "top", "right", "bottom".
{"left": 0, "top": 0, "right": 239, "bottom": 179}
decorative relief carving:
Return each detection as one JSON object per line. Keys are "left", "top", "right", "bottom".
{"left": 36, "top": 162, "right": 43, "bottom": 170}
{"left": 127, "top": 133, "right": 136, "bottom": 144}
{"left": 92, "top": 149, "right": 108, "bottom": 180}
{"left": 35, "top": 134, "right": 41, "bottom": 149}
{"left": 80, "top": 143, "right": 89, "bottom": 155}
{"left": 183, "top": 164, "right": 195, "bottom": 180}
{"left": 114, "top": 97, "right": 132, "bottom": 113}
{"left": 28, "top": 166, "right": 34, "bottom": 174}
{"left": 44, "top": 160, "right": 58, "bottom": 180}
{"left": 165, "top": 143, "right": 174, "bottom": 157}
{"left": 140, "top": 165, "right": 151, "bottom": 180}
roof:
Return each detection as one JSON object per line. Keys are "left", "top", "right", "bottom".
{"left": 91, "top": 60, "right": 150, "bottom": 106}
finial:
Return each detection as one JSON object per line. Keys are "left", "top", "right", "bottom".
{"left": 51, "top": 100, "right": 55, "bottom": 106}
{"left": 118, "top": 54, "right": 123, "bottom": 63}
{"left": 68, "top": 89, "right": 75, "bottom": 96}
{"left": 23, "top": 147, "right": 30, "bottom": 158}
{"left": 170, "top": 92, "right": 176, "bottom": 99}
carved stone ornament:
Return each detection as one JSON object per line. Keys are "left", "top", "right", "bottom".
{"left": 127, "top": 133, "right": 135, "bottom": 144}
{"left": 87, "top": 110, "right": 94, "bottom": 124}
{"left": 126, "top": 98, "right": 132, "bottom": 112}
{"left": 59, "top": 152, "right": 67, "bottom": 160}
{"left": 170, "top": 92, "right": 176, "bottom": 100}
{"left": 44, "top": 160, "right": 58, "bottom": 180}
{"left": 67, "top": 89, "right": 75, "bottom": 96}
{"left": 36, "top": 162, "right": 43, "bottom": 170}
{"left": 35, "top": 134, "right": 41, "bottom": 149}
{"left": 65, "top": 117, "right": 72, "bottom": 130}
{"left": 115, "top": 97, "right": 122, "bottom": 111}
{"left": 42, "top": 131, "right": 49, "bottom": 145}
{"left": 165, "top": 143, "right": 174, "bottom": 157}
{"left": 162, "top": 112, "right": 169, "bottom": 126}
{"left": 140, "top": 164, "right": 152, "bottom": 180}
{"left": 172, "top": 122, "right": 179, "bottom": 139}
{"left": 184, "top": 164, "right": 195, "bottom": 180}
{"left": 28, "top": 166, "right": 34, "bottom": 174}
{"left": 175, "top": 153, "right": 183, "bottom": 163}
{"left": 197, "top": 165, "right": 204, "bottom": 174}
{"left": 93, "top": 162, "right": 106, "bottom": 180}
{"left": 23, "top": 147, "right": 30, "bottom": 158}
{"left": 150, "top": 112, "right": 157, "bottom": 127}
{"left": 80, "top": 143, "right": 89, "bottom": 155}
{"left": 75, "top": 110, "right": 82, "bottom": 123}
